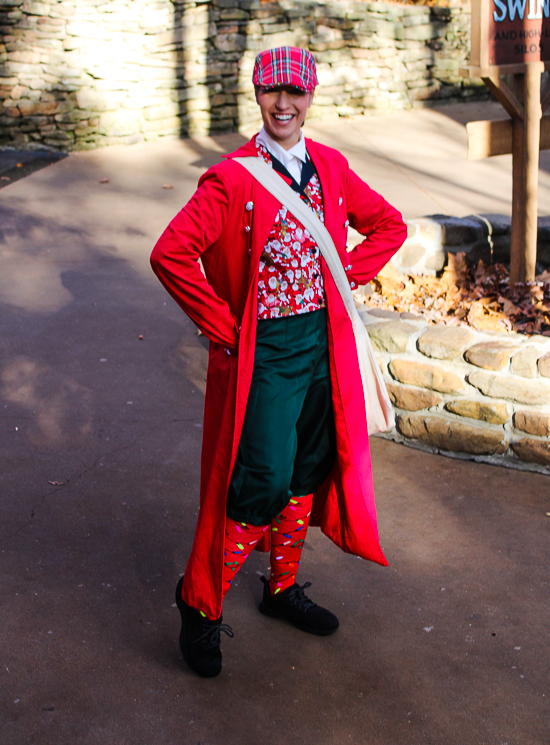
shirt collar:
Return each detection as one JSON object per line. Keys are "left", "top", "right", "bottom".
{"left": 256, "top": 126, "right": 307, "bottom": 166}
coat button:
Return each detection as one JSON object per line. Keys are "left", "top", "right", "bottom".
{"left": 345, "top": 264, "right": 352, "bottom": 271}
{"left": 350, "top": 281, "right": 356, "bottom": 289}
{"left": 244, "top": 225, "right": 251, "bottom": 233}
{"left": 339, "top": 197, "right": 343, "bottom": 206}
{"left": 344, "top": 219, "right": 349, "bottom": 228}
{"left": 245, "top": 201, "right": 254, "bottom": 211}
{"left": 345, "top": 242, "right": 350, "bottom": 248}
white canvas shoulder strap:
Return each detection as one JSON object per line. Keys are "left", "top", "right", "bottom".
{"left": 232, "top": 155, "right": 394, "bottom": 435}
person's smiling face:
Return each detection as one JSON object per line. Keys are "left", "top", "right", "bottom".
{"left": 255, "top": 85, "right": 314, "bottom": 150}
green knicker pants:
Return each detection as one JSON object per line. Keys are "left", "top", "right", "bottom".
{"left": 226, "top": 308, "right": 337, "bottom": 525}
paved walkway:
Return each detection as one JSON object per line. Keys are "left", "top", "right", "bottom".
{"left": 1, "top": 103, "right": 549, "bottom": 745}
{"left": 0, "top": 147, "right": 66, "bottom": 189}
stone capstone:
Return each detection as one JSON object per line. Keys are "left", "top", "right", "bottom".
{"left": 400, "top": 312, "right": 424, "bottom": 321}
{"left": 511, "top": 345, "right": 543, "bottom": 378}
{"left": 417, "top": 326, "right": 474, "bottom": 360}
{"left": 386, "top": 383, "right": 442, "bottom": 411}
{"left": 366, "top": 321, "right": 418, "bottom": 353}
{"left": 413, "top": 217, "right": 442, "bottom": 243}
{"left": 397, "top": 414, "right": 507, "bottom": 454}
{"left": 445, "top": 400, "right": 509, "bottom": 424}
{"left": 424, "top": 252, "right": 446, "bottom": 271}
{"left": 393, "top": 242, "right": 426, "bottom": 267}
{"left": 464, "top": 341, "right": 520, "bottom": 370}
{"left": 389, "top": 359, "right": 464, "bottom": 393}
{"left": 511, "top": 438, "right": 550, "bottom": 466}
{"left": 468, "top": 371, "right": 550, "bottom": 405}
{"left": 365, "top": 308, "right": 401, "bottom": 320}
{"left": 513, "top": 411, "right": 550, "bottom": 437}
{"left": 391, "top": 217, "right": 445, "bottom": 276}
{"left": 428, "top": 214, "right": 487, "bottom": 247}
{"left": 538, "top": 352, "right": 550, "bottom": 377}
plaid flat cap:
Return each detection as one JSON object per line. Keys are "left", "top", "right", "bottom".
{"left": 252, "top": 47, "right": 318, "bottom": 92}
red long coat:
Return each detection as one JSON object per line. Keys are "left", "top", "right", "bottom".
{"left": 151, "top": 136, "right": 407, "bottom": 619}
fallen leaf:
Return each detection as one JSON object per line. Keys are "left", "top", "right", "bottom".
{"left": 499, "top": 296, "right": 521, "bottom": 315}
{"left": 529, "top": 286, "right": 544, "bottom": 302}
{"left": 48, "top": 480, "right": 64, "bottom": 486}
{"left": 162, "top": 183, "right": 173, "bottom": 190}
{"left": 378, "top": 262, "right": 402, "bottom": 281}
{"left": 401, "top": 282, "right": 416, "bottom": 299}
{"left": 444, "top": 252, "right": 470, "bottom": 286}
{"left": 365, "top": 254, "right": 550, "bottom": 337}
{"left": 99, "top": 177, "right": 110, "bottom": 184}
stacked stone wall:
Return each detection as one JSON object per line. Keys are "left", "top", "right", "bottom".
{"left": 352, "top": 215, "right": 550, "bottom": 475}
{"left": 359, "top": 298, "right": 550, "bottom": 476}
{"left": 0, "top": 0, "right": 485, "bottom": 151}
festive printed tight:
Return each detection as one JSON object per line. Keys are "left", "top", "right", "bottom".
{"left": 221, "top": 494, "right": 313, "bottom": 604}
{"left": 222, "top": 520, "right": 269, "bottom": 597}
{"left": 269, "top": 493, "right": 313, "bottom": 595}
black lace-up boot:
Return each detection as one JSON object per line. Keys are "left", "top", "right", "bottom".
{"left": 259, "top": 576, "right": 339, "bottom": 636}
{"left": 175, "top": 576, "right": 234, "bottom": 678}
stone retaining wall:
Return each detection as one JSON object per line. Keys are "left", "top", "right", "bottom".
{"left": 360, "top": 304, "right": 550, "bottom": 475}
{"left": 0, "top": 0, "right": 485, "bottom": 150}
{"left": 382, "top": 214, "right": 550, "bottom": 275}
{"left": 353, "top": 214, "right": 550, "bottom": 475}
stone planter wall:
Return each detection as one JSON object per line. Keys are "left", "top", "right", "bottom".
{"left": 355, "top": 214, "right": 550, "bottom": 475}
{"left": 0, "top": 0, "right": 485, "bottom": 151}
{"left": 382, "top": 214, "right": 550, "bottom": 275}
{"left": 357, "top": 237, "right": 550, "bottom": 475}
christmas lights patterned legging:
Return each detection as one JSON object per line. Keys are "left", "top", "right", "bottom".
{"left": 222, "top": 494, "right": 313, "bottom": 599}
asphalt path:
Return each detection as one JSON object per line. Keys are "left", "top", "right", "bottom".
{"left": 1, "top": 104, "right": 549, "bottom": 745}
{"left": 0, "top": 147, "right": 66, "bottom": 190}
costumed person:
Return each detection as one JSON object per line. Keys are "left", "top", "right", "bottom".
{"left": 150, "top": 46, "right": 407, "bottom": 678}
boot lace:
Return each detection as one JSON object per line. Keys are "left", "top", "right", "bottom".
{"left": 194, "top": 621, "right": 234, "bottom": 650}
{"left": 283, "top": 582, "right": 316, "bottom": 612}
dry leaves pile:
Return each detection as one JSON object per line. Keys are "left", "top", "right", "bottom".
{"left": 361, "top": 253, "right": 550, "bottom": 336}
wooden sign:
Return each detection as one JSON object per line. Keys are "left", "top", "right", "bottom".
{"left": 471, "top": 0, "right": 550, "bottom": 70}
{"left": 463, "top": 0, "right": 550, "bottom": 284}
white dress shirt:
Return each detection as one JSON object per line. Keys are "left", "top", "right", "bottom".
{"left": 256, "top": 126, "right": 307, "bottom": 184}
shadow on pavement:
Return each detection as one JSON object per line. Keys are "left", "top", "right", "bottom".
{"left": 0, "top": 148, "right": 67, "bottom": 190}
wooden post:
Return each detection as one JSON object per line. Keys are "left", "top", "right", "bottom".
{"left": 464, "top": 0, "right": 550, "bottom": 286}
{"left": 510, "top": 74, "right": 526, "bottom": 285}
{"left": 468, "top": 65, "right": 544, "bottom": 285}
{"left": 521, "top": 62, "right": 543, "bottom": 283}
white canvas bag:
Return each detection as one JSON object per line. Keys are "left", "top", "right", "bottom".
{"left": 233, "top": 156, "right": 395, "bottom": 436}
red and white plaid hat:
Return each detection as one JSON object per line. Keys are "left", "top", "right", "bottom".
{"left": 252, "top": 47, "right": 318, "bottom": 92}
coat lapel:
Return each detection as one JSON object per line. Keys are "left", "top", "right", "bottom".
{"left": 225, "top": 136, "right": 285, "bottom": 285}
